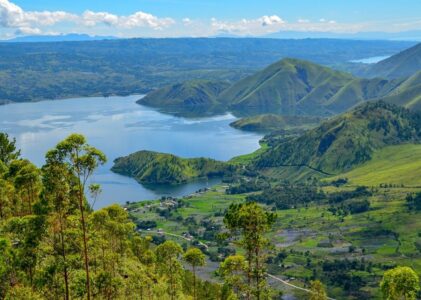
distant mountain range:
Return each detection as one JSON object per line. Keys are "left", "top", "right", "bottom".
{"left": 4, "top": 34, "right": 118, "bottom": 43}
{"left": 140, "top": 42, "right": 421, "bottom": 117}
{"left": 265, "top": 30, "right": 421, "bottom": 41}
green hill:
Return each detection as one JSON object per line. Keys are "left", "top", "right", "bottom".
{"left": 328, "top": 144, "right": 421, "bottom": 187}
{"left": 137, "top": 80, "right": 230, "bottom": 108}
{"left": 254, "top": 101, "right": 421, "bottom": 175}
{"left": 230, "top": 114, "right": 322, "bottom": 133}
{"left": 217, "top": 58, "right": 397, "bottom": 116}
{"left": 366, "top": 43, "right": 421, "bottom": 79}
{"left": 111, "top": 150, "right": 232, "bottom": 184}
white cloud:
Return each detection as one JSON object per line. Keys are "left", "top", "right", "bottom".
{"left": 0, "top": 0, "right": 76, "bottom": 34}
{"left": 260, "top": 15, "right": 284, "bottom": 26}
{"left": 182, "top": 18, "right": 192, "bottom": 26}
{"left": 0, "top": 0, "right": 174, "bottom": 36}
{"left": 211, "top": 15, "right": 286, "bottom": 36}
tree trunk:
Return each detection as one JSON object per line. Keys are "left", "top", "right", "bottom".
{"left": 78, "top": 185, "right": 91, "bottom": 300}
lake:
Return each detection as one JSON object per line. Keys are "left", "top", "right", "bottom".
{"left": 350, "top": 55, "right": 390, "bottom": 64}
{"left": 0, "top": 95, "right": 263, "bottom": 208}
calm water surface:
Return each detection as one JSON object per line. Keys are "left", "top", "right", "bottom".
{"left": 0, "top": 95, "right": 263, "bottom": 208}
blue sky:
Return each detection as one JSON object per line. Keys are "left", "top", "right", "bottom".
{"left": 2, "top": 0, "right": 421, "bottom": 38}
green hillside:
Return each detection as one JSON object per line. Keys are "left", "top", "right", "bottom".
{"left": 137, "top": 80, "right": 230, "bottom": 107}
{"left": 217, "top": 58, "right": 397, "bottom": 116}
{"left": 230, "top": 114, "right": 322, "bottom": 133}
{"left": 381, "top": 71, "right": 421, "bottom": 111}
{"left": 329, "top": 144, "right": 421, "bottom": 187}
{"left": 112, "top": 150, "right": 232, "bottom": 184}
{"left": 254, "top": 101, "right": 421, "bottom": 175}
{"left": 366, "top": 42, "right": 421, "bottom": 79}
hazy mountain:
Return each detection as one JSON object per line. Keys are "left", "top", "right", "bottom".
{"left": 265, "top": 30, "right": 421, "bottom": 41}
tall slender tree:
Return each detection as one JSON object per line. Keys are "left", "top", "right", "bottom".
{"left": 224, "top": 202, "right": 276, "bottom": 300}
{"left": 47, "top": 134, "right": 106, "bottom": 299}
{"left": 184, "top": 247, "right": 206, "bottom": 300}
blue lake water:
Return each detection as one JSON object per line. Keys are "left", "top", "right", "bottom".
{"left": 0, "top": 95, "right": 263, "bottom": 208}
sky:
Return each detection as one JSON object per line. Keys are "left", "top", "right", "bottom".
{"left": 1, "top": 0, "right": 421, "bottom": 39}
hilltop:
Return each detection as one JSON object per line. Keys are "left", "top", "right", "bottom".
{"left": 217, "top": 58, "right": 398, "bottom": 116}
{"left": 111, "top": 150, "right": 233, "bottom": 184}
{"left": 254, "top": 101, "right": 421, "bottom": 175}
{"left": 365, "top": 42, "right": 421, "bottom": 79}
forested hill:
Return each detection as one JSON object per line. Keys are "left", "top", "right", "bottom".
{"left": 112, "top": 150, "right": 233, "bottom": 184}
{"left": 255, "top": 101, "right": 421, "bottom": 174}
{"left": 0, "top": 38, "right": 414, "bottom": 104}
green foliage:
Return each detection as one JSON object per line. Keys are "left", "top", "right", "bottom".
{"left": 380, "top": 266, "right": 420, "bottom": 300}
{"left": 112, "top": 150, "right": 234, "bottom": 184}
{"left": 0, "top": 133, "right": 20, "bottom": 165}
{"left": 224, "top": 202, "right": 276, "bottom": 299}
{"left": 220, "top": 255, "right": 248, "bottom": 296}
{"left": 0, "top": 133, "right": 225, "bottom": 299}
{"left": 230, "top": 114, "right": 322, "bottom": 133}
{"left": 309, "top": 280, "right": 328, "bottom": 300}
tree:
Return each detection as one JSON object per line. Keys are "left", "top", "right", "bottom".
{"left": 8, "top": 159, "right": 41, "bottom": 215}
{"left": 0, "top": 133, "right": 20, "bottom": 165}
{"left": 46, "top": 134, "right": 106, "bottom": 300}
{"left": 155, "top": 240, "right": 183, "bottom": 300}
{"left": 224, "top": 202, "right": 276, "bottom": 300}
{"left": 184, "top": 247, "right": 206, "bottom": 300}
{"left": 220, "top": 255, "right": 248, "bottom": 297}
{"left": 380, "top": 266, "right": 420, "bottom": 300}
{"left": 309, "top": 280, "right": 328, "bottom": 300}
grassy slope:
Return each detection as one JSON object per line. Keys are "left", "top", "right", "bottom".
{"left": 329, "top": 144, "right": 421, "bottom": 187}
{"left": 217, "top": 58, "right": 397, "bottom": 116}
{"left": 138, "top": 80, "right": 230, "bottom": 107}
{"left": 255, "top": 101, "right": 421, "bottom": 175}
{"left": 381, "top": 71, "right": 421, "bottom": 111}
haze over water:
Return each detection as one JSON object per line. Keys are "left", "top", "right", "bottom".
{"left": 0, "top": 95, "right": 263, "bottom": 208}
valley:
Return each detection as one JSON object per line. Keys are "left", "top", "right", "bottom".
{"left": 0, "top": 19, "right": 420, "bottom": 299}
